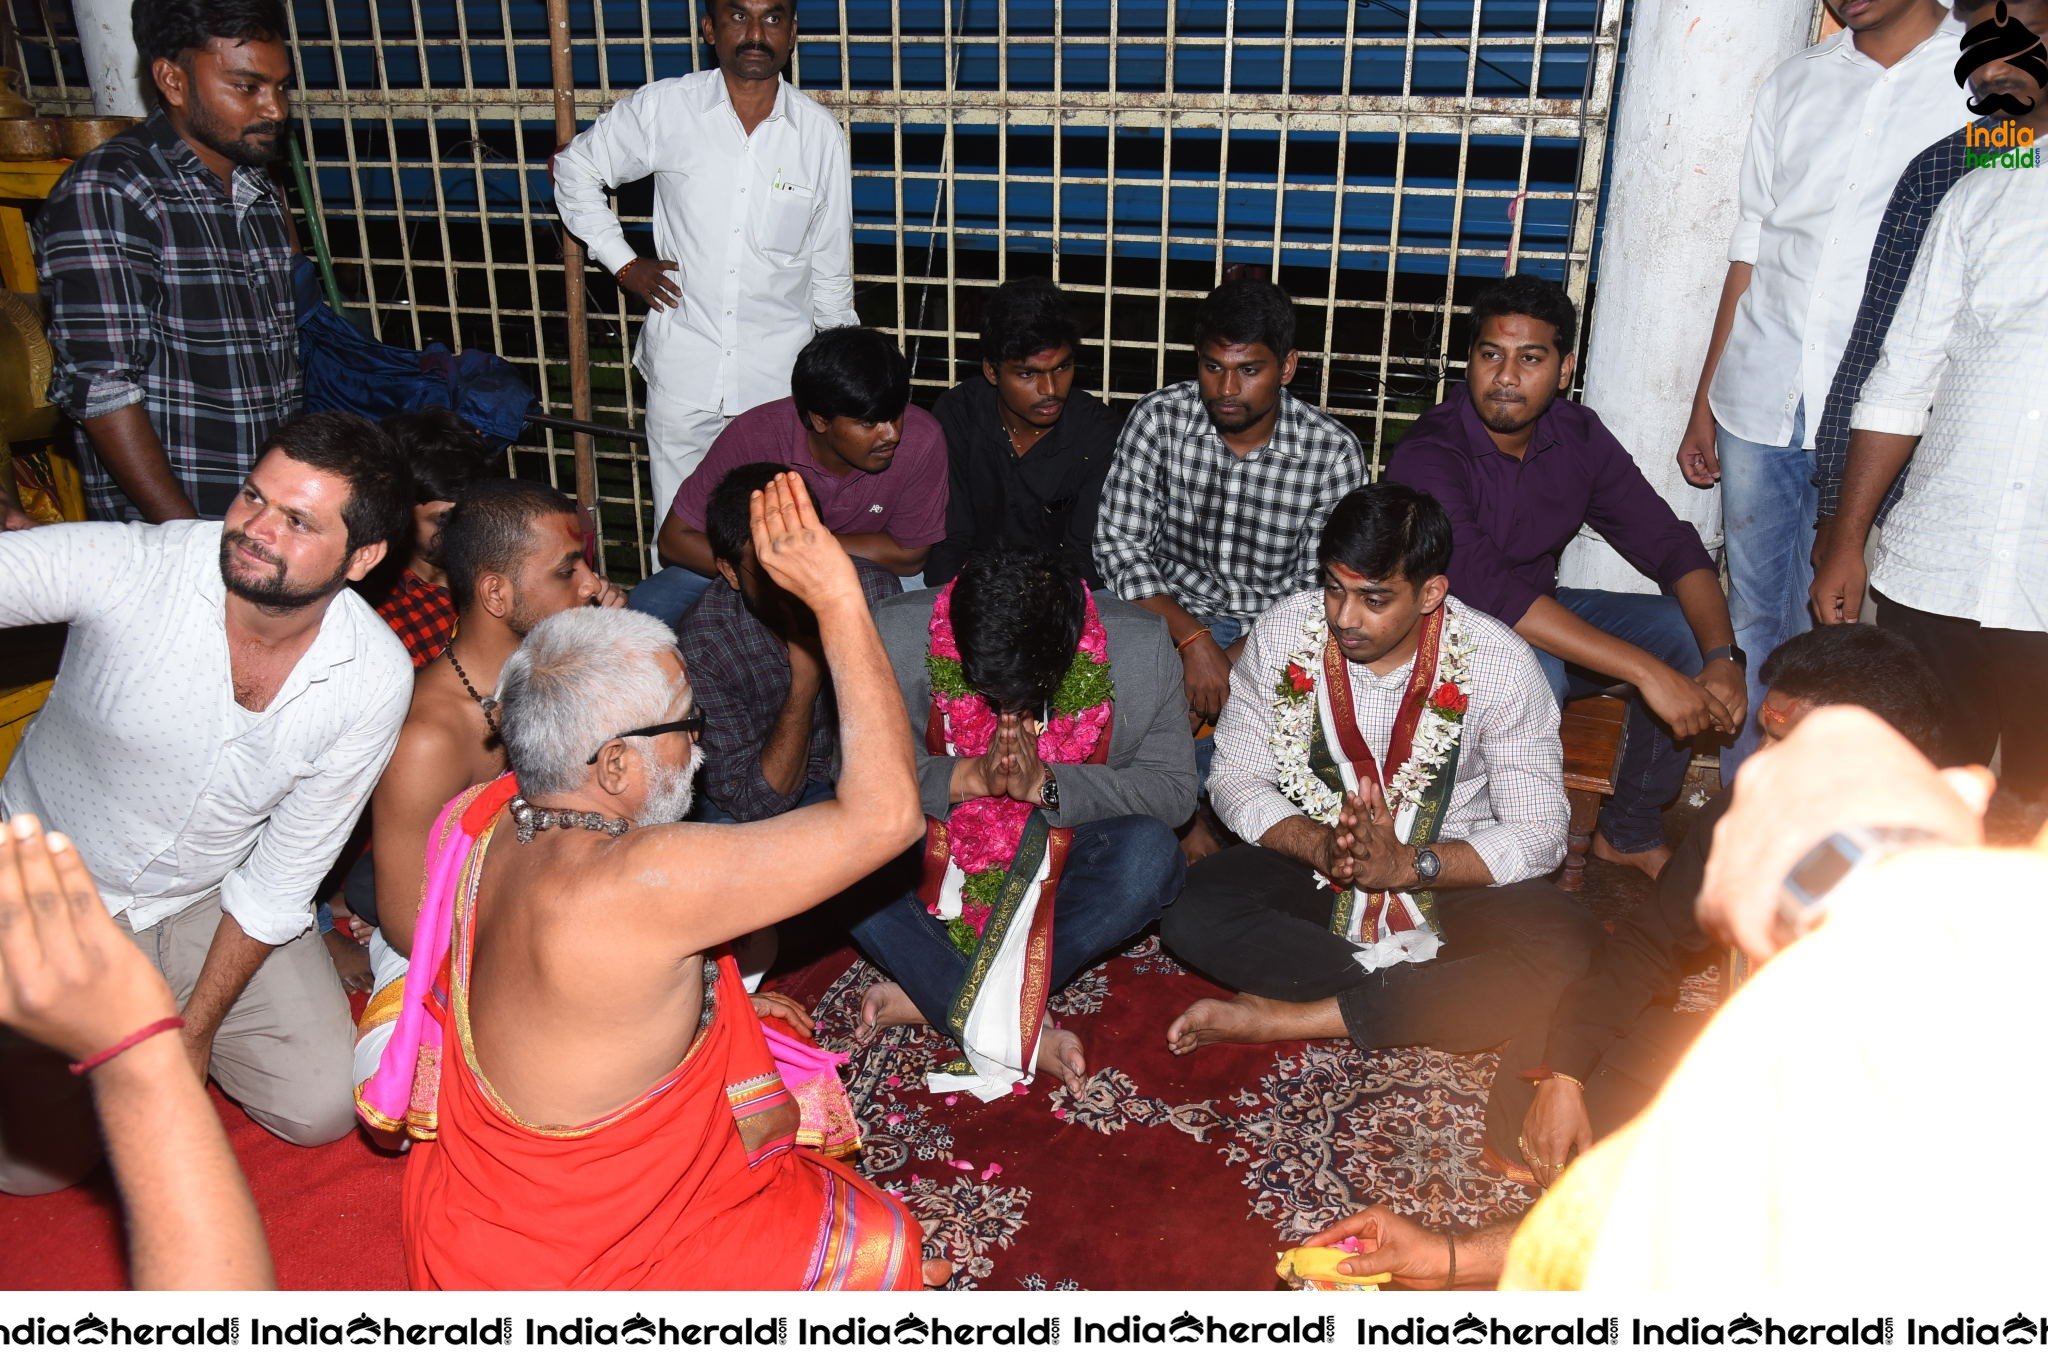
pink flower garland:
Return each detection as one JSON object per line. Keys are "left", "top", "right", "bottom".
{"left": 927, "top": 584, "right": 1112, "bottom": 933}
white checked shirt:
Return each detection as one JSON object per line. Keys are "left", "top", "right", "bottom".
{"left": 1208, "top": 591, "right": 1567, "bottom": 886}
{"left": 1854, "top": 160, "right": 2048, "bottom": 634}
{"left": 553, "top": 69, "right": 858, "bottom": 417}
{"left": 1094, "top": 382, "right": 1366, "bottom": 630}
{"left": 0, "top": 521, "right": 412, "bottom": 944}
{"left": 1709, "top": 17, "right": 1969, "bottom": 448}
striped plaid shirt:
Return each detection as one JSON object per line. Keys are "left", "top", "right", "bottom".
{"left": 1813, "top": 120, "right": 1988, "bottom": 524}
{"left": 1094, "top": 382, "right": 1366, "bottom": 632}
{"left": 35, "top": 110, "right": 300, "bottom": 522}
{"left": 1208, "top": 591, "right": 1567, "bottom": 886}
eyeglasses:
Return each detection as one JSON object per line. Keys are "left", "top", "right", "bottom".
{"left": 585, "top": 703, "right": 705, "bottom": 765}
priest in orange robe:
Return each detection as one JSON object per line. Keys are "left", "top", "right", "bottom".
{"left": 363, "top": 475, "right": 933, "bottom": 1290}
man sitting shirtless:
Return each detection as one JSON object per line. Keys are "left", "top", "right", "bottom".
{"left": 367, "top": 475, "right": 939, "bottom": 1289}
{"left": 350, "top": 480, "right": 617, "bottom": 1085}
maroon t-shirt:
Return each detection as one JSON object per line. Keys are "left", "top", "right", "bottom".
{"left": 670, "top": 397, "right": 949, "bottom": 549}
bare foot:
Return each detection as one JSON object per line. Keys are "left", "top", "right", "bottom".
{"left": 1590, "top": 832, "right": 1672, "bottom": 880}
{"left": 923, "top": 1257, "right": 954, "bottom": 1288}
{"left": 1165, "top": 993, "right": 1346, "bottom": 1056}
{"left": 323, "top": 927, "right": 373, "bottom": 993}
{"left": 1035, "top": 1024, "right": 1088, "bottom": 1091}
{"left": 855, "top": 980, "right": 927, "bottom": 1045}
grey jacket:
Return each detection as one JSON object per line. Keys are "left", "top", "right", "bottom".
{"left": 872, "top": 589, "right": 1198, "bottom": 830}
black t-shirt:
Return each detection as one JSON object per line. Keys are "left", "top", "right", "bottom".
{"left": 925, "top": 380, "right": 1123, "bottom": 587}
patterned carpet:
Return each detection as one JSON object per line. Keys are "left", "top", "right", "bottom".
{"left": 785, "top": 936, "right": 1547, "bottom": 1291}
{"left": 786, "top": 791, "right": 1720, "bottom": 1291}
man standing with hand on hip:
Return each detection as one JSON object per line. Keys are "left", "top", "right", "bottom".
{"left": 553, "top": 0, "right": 857, "bottom": 615}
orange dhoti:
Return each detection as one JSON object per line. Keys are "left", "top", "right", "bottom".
{"left": 387, "top": 782, "right": 923, "bottom": 1290}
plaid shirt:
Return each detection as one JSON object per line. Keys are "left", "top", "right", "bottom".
{"left": 1095, "top": 382, "right": 1365, "bottom": 632}
{"left": 678, "top": 557, "right": 902, "bottom": 822}
{"left": 374, "top": 569, "right": 458, "bottom": 669}
{"left": 35, "top": 110, "right": 300, "bottom": 522}
{"left": 1208, "top": 591, "right": 1567, "bottom": 886}
{"left": 1813, "top": 121, "right": 1985, "bottom": 524}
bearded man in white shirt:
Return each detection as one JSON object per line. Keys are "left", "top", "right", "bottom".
{"left": 0, "top": 412, "right": 412, "bottom": 1194}
{"left": 1676, "top": 0, "right": 1969, "bottom": 783}
{"left": 553, "top": 0, "right": 858, "bottom": 622}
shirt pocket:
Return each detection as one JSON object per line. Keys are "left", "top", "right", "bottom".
{"left": 760, "top": 179, "right": 816, "bottom": 257}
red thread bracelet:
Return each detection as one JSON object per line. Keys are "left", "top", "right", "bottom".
{"left": 68, "top": 1016, "right": 184, "bottom": 1076}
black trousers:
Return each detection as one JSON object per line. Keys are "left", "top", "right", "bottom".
{"left": 1162, "top": 843, "right": 1598, "bottom": 1155}
{"left": 1875, "top": 591, "right": 2048, "bottom": 805}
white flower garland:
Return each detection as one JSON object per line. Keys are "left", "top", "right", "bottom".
{"left": 1270, "top": 608, "right": 1474, "bottom": 827}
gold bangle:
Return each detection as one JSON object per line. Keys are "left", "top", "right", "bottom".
{"left": 1175, "top": 626, "right": 1213, "bottom": 653}
{"left": 1540, "top": 1071, "right": 1585, "bottom": 1090}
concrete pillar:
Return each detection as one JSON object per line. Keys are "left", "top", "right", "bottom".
{"left": 1559, "top": 0, "right": 1815, "bottom": 592}
{"left": 71, "top": 0, "right": 147, "bottom": 117}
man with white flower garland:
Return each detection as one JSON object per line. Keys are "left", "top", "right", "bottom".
{"left": 1163, "top": 483, "right": 1594, "bottom": 1174}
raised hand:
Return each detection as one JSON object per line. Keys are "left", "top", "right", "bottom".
{"left": 749, "top": 472, "right": 860, "bottom": 616}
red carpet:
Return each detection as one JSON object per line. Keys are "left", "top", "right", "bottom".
{"left": 0, "top": 936, "right": 1560, "bottom": 1291}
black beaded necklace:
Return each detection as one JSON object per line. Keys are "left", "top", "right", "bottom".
{"left": 445, "top": 645, "right": 499, "bottom": 737}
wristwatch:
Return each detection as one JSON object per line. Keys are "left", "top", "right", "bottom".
{"left": 1702, "top": 642, "right": 1747, "bottom": 669}
{"left": 1776, "top": 824, "right": 1945, "bottom": 941}
{"left": 1038, "top": 771, "right": 1060, "bottom": 812}
{"left": 1411, "top": 844, "right": 1442, "bottom": 887}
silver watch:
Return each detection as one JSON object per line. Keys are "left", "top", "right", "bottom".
{"left": 1411, "top": 844, "right": 1442, "bottom": 886}
{"left": 1776, "top": 824, "right": 1944, "bottom": 941}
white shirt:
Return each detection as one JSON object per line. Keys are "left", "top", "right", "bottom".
{"left": 1207, "top": 592, "right": 1567, "bottom": 886}
{"left": 553, "top": 70, "right": 858, "bottom": 418}
{"left": 1709, "top": 18, "right": 1968, "bottom": 448}
{"left": 1853, "top": 160, "right": 2048, "bottom": 633}
{"left": 0, "top": 521, "right": 412, "bottom": 944}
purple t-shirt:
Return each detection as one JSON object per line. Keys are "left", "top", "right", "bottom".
{"left": 1384, "top": 386, "right": 1715, "bottom": 627}
{"left": 670, "top": 397, "right": 949, "bottom": 550}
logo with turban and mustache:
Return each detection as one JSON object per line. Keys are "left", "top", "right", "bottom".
{"left": 1956, "top": 2, "right": 2048, "bottom": 116}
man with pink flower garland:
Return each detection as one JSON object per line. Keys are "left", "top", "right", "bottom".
{"left": 1162, "top": 484, "right": 1595, "bottom": 1173}
{"left": 851, "top": 547, "right": 1196, "bottom": 1097}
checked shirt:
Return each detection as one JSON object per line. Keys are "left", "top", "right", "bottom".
{"left": 1094, "top": 382, "right": 1366, "bottom": 633}
{"left": 35, "top": 110, "right": 300, "bottom": 522}
{"left": 1813, "top": 120, "right": 1988, "bottom": 525}
{"left": 374, "top": 569, "right": 458, "bottom": 669}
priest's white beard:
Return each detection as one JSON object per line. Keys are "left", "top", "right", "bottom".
{"left": 636, "top": 743, "right": 706, "bottom": 826}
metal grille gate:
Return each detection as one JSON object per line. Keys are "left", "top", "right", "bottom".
{"left": 12, "top": 0, "right": 1626, "bottom": 581}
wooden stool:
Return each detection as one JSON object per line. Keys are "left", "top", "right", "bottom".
{"left": 1557, "top": 693, "right": 1629, "bottom": 893}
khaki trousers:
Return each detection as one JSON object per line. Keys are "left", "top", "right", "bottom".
{"left": 0, "top": 892, "right": 355, "bottom": 1195}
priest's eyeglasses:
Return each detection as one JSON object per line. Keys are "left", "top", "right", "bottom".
{"left": 586, "top": 704, "right": 706, "bottom": 764}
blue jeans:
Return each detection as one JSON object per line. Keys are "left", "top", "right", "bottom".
{"left": 627, "top": 565, "right": 715, "bottom": 632}
{"left": 1534, "top": 588, "right": 1704, "bottom": 854}
{"left": 848, "top": 814, "right": 1187, "bottom": 1031}
{"left": 1193, "top": 614, "right": 1247, "bottom": 794}
{"left": 693, "top": 778, "right": 834, "bottom": 825}
{"left": 1717, "top": 405, "right": 1813, "bottom": 783}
